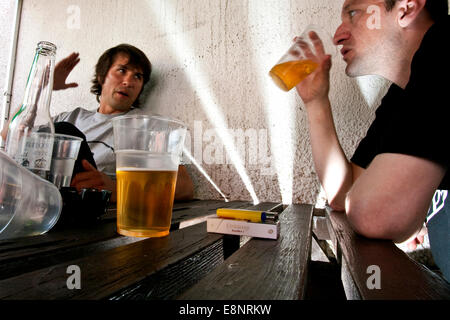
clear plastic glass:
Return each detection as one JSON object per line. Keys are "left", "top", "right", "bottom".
{"left": 0, "top": 150, "right": 62, "bottom": 239}
{"left": 47, "top": 134, "right": 83, "bottom": 189}
{"left": 269, "top": 25, "right": 334, "bottom": 91}
{"left": 112, "top": 115, "right": 187, "bottom": 238}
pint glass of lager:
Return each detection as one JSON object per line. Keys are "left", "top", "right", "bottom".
{"left": 269, "top": 25, "right": 334, "bottom": 91}
{"left": 112, "top": 115, "right": 187, "bottom": 237}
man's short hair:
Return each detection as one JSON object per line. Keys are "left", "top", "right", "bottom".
{"left": 384, "top": 0, "right": 448, "bottom": 22}
{"left": 90, "top": 44, "right": 152, "bottom": 108}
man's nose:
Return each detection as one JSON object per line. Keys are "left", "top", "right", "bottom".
{"left": 121, "top": 73, "right": 135, "bottom": 87}
{"left": 333, "top": 23, "right": 350, "bottom": 46}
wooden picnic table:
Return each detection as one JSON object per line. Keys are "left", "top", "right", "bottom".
{"left": 0, "top": 199, "right": 314, "bottom": 300}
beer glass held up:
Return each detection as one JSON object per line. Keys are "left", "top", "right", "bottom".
{"left": 269, "top": 25, "right": 333, "bottom": 91}
{"left": 112, "top": 115, "right": 187, "bottom": 238}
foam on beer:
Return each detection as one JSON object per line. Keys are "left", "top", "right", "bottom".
{"left": 116, "top": 150, "right": 179, "bottom": 172}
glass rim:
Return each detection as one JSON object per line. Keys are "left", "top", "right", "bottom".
{"left": 53, "top": 133, "right": 83, "bottom": 141}
{"left": 37, "top": 41, "right": 57, "bottom": 53}
{"left": 112, "top": 114, "right": 186, "bottom": 128}
{"left": 29, "top": 132, "right": 55, "bottom": 138}
{"left": 114, "top": 149, "right": 173, "bottom": 155}
{"left": 28, "top": 132, "right": 82, "bottom": 141}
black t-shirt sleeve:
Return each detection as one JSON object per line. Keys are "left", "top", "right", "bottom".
{"left": 350, "top": 113, "right": 379, "bottom": 170}
{"left": 351, "top": 84, "right": 449, "bottom": 189}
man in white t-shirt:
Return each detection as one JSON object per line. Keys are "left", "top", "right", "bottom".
{"left": 53, "top": 107, "right": 144, "bottom": 178}
{"left": 52, "top": 44, "right": 193, "bottom": 202}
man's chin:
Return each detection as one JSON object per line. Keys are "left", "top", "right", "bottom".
{"left": 345, "top": 64, "right": 368, "bottom": 78}
{"left": 344, "top": 58, "right": 378, "bottom": 78}
{"left": 345, "top": 64, "right": 360, "bottom": 77}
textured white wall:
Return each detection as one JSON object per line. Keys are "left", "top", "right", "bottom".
{"left": 3, "top": 0, "right": 429, "bottom": 204}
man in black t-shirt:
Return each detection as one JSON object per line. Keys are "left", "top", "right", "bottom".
{"left": 294, "top": 0, "right": 449, "bottom": 280}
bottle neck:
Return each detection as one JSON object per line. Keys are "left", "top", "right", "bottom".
{"left": 20, "top": 48, "right": 56, "bottom": 132}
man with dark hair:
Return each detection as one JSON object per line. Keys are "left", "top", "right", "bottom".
{"left": 53, "top": 44, "right": 194, "bottom": 202}
{"left": 295, "top": 0, "right": 449, "bottom": 280}
{"left": 89, "top": 44, "right": 152, "bottom": 108}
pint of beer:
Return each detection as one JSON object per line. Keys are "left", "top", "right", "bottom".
{"left": 269, "top": 25, "right": 333, "bottom": 91}
{"left": 116, "top": 157, "right": 178, "bottom": 237}
{"left": 112, "top": 115, "right": 187, "bottom": 238}
{"left": 269, "top": 60, "right": 318, "bottom": 91}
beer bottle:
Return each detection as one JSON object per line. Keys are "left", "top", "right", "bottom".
{"left": 5, "top": 41, "right": 57, "bottom": 179}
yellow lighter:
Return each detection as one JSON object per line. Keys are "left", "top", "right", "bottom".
{"left": 216, "top": 208, "right": 278, "bottom": 223}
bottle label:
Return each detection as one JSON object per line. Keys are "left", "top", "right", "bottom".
{"left": 13, "top": 133, "right": 54, "bottom": 171}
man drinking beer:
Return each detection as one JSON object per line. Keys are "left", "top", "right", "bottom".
{"left": 295, "top": 0, "right": 449, "bottom": 280}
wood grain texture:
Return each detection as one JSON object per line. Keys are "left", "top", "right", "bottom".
{"left": 179, "top": 204, "right": 314, "bottom": 300}
{"left": 0, "top": 222, "right": 223, "bottom": 300}
{"left": 108, "top": 202, "right": 281, "bottom": 300}
{"left": 0, "top": 221, "right": 120, "bottom": 280}
{"left": 0, "top": 200, "right": 251, "bottom": 280}
{"left": 327, "top": 208, "right": 450, "bottom": 299}
{"left": 0, "top": 200, "right": 290, "bottom": 300}
{"left": 109, "top": 240, "right": 226, "bottom": 300}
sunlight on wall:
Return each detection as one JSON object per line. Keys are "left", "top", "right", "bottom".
{"left": 147, "top": 1, "right": 259, "bottom": 204}
{"left": 183, "top": 148, "right": 229, "bottom": 202}
{"left": 248, "top": 0, "right": 297, "bottom": 204}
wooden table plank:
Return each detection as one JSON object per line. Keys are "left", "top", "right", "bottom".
{"left": 0, "top": 222, "right": 223, "bottom": 300}
{"left": 108, "top": 239, "right": 226, "bottom": 300}
{"left": 179, "top": 204, "right": 314, "bottom": 300}
{"left": 0, "top": 200, "right": 249, "bottom": 280}
{"left": 0, "top": 221, "right": 120, "bottom": 280}
{"left": 0, "top": 200, "right": 291, "bottom": 300}
{"left": 171, "top": 200, "right": 252, "bottom": 229}
{"left": 0, "top": 218, "right": 117, "bottom": 260}
{"left": 109, "top": 202, "right": 281, "bottom": 300}
{"left": 327, "top": 209, "right": 450, "bottom": 299}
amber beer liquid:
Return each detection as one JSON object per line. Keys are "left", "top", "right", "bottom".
{"left": 116, "top": 151, "right": 179, "bottom": 237}
{"left": 269, "top": 59, "right": 318, "bottom": 91}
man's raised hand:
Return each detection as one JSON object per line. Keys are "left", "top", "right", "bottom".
{"left": 53, "top": 52, "right": 80, "bottom": 91}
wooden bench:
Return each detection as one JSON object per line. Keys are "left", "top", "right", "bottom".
{"left": 0, "top": 200, "right": 314, "bottom": 300}
{"left": 325, "top": 207, "right": 450, "bottom": 299}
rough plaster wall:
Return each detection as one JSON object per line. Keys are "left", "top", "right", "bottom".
{"left": 2, "top": 0, "right": 421, "bottom": 204}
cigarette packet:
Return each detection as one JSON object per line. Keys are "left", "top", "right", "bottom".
{"left": 207, "top": 217, "right": 280, "bottom": 240}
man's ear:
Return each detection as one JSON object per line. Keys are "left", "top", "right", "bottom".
{"left": 396, "top": 0, "right": 427, "bottom": 28}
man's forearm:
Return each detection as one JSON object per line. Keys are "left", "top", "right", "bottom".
{"left": 305, "top": 98, "right": 353, "bottom": 210}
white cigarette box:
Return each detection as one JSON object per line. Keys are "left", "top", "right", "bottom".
{"left": 206, "top": 217, "right": 280, "bottom": 240}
